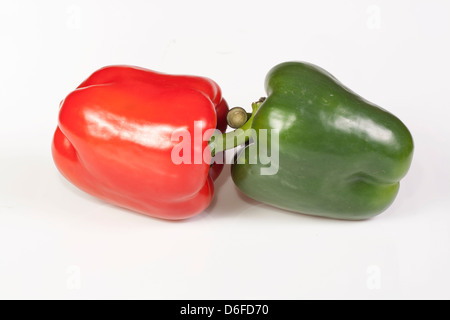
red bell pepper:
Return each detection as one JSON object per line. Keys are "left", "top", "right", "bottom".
{"left": 52, "top": 66, "right": 229, "bottom": 220}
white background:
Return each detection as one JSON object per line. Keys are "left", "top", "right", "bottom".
{"left": 1, "top": 0, "right": 449, "bottom": 299}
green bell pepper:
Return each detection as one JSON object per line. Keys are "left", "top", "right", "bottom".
{"left": 229, "top": 62, "right": 414, "bottom": 220}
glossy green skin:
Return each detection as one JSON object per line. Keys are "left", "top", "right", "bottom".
{"left": 231, "top": 62, "right": 414, "bottom": 220}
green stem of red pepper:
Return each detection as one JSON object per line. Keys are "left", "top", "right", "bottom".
{"left": 210, "top": 98, "right": 265, "bottom": 157}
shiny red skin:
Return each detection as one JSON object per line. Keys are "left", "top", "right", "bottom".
{"left": 52, "top": 66, "right": 228, "bottom": 220}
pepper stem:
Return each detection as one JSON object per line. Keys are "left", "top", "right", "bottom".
{"left": 226, "top": 107, "right": 251, "bottom": 129}
{"left": 210, "top": 98, "right": 266, "bottom": 156}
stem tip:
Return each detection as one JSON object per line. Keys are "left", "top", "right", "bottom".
{"left": 227, "top": 107, "right": 248, "bottom": 129}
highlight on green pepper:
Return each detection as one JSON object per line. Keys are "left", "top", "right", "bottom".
{"left": 224, "top": 61, "right": 414, "bottom": 220}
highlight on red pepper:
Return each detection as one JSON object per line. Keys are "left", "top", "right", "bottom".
{"left": 52, "top": 66, "right": 229, "bottom": 220}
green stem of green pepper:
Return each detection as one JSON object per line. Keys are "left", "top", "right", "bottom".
{"left": 210, "top": 98, "right": 265, "bottom": 156}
